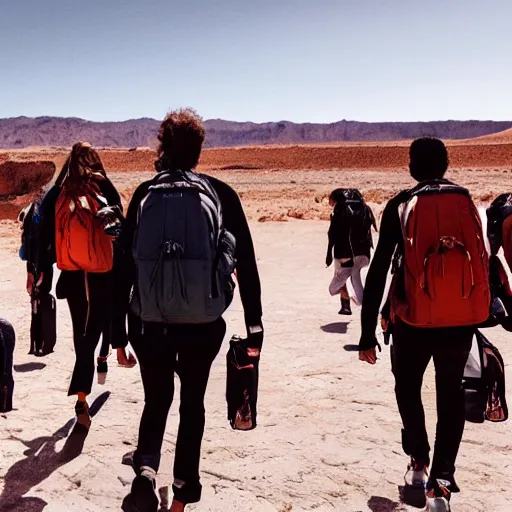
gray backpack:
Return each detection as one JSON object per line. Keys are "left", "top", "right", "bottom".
{"left": 130, "top": 170, "right": 236, "bottom": 324}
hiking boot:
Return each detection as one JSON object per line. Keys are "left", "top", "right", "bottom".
{"left": 338, "top": 299, "right": 352, "bottom": 316}
{"left": 130, "top": 466, "right": 159, "bottom": 512}
{"left": 426, "top": 479, "right": 451, "bottom": 511}
{"left": 75, "top": 400, "right": 91, "bottom": 430}
{"left": 405, "top": 458, "right": 429, "bottom": 487}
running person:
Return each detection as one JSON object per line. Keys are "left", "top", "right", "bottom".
{"left": 326, "top": 188, "right": 376, "bottom": 315}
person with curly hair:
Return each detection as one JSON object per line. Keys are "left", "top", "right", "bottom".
{"left": 120, "top": 109, "right": 263, "bottom": 512}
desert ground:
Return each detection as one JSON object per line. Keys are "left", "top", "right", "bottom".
{"left": 0, "top": 136, "right": 512, "bottom": 511}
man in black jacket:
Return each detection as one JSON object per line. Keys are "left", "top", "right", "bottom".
{"left": 359, "top": 138, "right": 475, "bottom": 505}
{"left": 119, "top": 109, "right": 263, "bottom": 512}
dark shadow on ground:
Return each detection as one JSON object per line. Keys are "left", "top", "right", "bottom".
{"left": 321, "top": 322, "right": 349, "bottom": 334}
{"left": 343, "top": 344, "right": 360, "bottom": 352}
{"left": 398, "top": 485, "right": 427, "bottom": 509}
{"left": 368, "top": 496, "right": 402, "bottom": 511}
{"left": 0, "top": 391, "right": 111, "bottom": 512}
{"left": 14, "top": 362, "right": 46, "bottom": 373}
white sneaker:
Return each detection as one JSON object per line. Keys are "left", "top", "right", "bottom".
{"left": 426, "top": 480, "right": 451, "bottom": 512}
{"left": 405, "top": 460, "right": 429, "bottom": 487}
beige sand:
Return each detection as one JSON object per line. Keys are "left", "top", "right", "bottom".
{"left": 0, "top": 214, "right": 511, "bottom": 511}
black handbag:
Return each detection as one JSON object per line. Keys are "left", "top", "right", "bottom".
{"left": 226, "top": 335, "right": 259, "bottom": 431}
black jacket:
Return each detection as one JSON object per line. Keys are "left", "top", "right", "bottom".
{"left": 118, "top": 173, "right": 263, "bottom": 342}
{"left": 327, "top": 202, "right": 377, "bottom": 260}
{"left": 359, "top": 190, "right": 410, "bottom": 350}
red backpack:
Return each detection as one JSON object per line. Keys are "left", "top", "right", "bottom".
{"left": 55, "top": 183, "right": 113, "bottom": 273}
{"left": 391, "top": 181, "right": 490, "bottom": 328}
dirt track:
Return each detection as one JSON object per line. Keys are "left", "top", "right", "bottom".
{"left": 0, "top": 220, "right": 511, "bottom": 511}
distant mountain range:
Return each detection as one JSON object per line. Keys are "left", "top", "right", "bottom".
{"left": 1, "top": 116, "right": 512, "bottom": 149}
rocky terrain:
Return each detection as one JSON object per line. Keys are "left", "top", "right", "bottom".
{"left": 1, "top": 132, "right": 512, "bottom": 510}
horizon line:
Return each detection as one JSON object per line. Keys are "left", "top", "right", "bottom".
{"left": 2, "top": 115, "right": 512, "bottom": 126}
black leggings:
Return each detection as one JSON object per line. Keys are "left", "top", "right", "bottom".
{"left": 130, "top": 316, "right": 226, "bottom": 505}
{"left": 392, "top": 318, "right": 473, "bottom": 480}
{"left": 65, "top": 272, "right": 111, "bottom": 396}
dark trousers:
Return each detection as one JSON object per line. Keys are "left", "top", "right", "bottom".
{"left": 65, "top": 273, "right": 111, "bottom": 396}
{"left": 130, "top": 316, "right": 226, "bottom": 505}
{"left": 392, "top": 318, "right": 473, "bottom": 480}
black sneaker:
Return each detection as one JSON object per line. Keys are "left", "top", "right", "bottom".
{"left": 130, "top": 467, "right": 159, "bottom": 512}
{"left": 97, "top": 357, "right": 108, "bottom": 374}
{"left": 435, "top": 472, "right": 460, "bottom": 493}
{"left": 338, "top": 299, "right": 352, "bottom": 315}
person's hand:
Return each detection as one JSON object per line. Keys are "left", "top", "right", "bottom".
{"left": 380, "top": 316, "right": 389, "bottom": 332}
{"left": 359, "top": 348, "right": 377, "bottom": 365}
{"left": 26, "top": 272, "right": 44, "bottom": 295}
{"left": 26, "top": 272, "right": 34, "bottom": 295}
{"left": 117, "top": 347, "right": 137, "bottom": 368}
{"left": 359, "top": 334, "right": 381, "bottom": 364}
{"left": 247, "top": 348, "right": 261, "bottom": 358}
{"left": 326, "top": 252, "right": 333, "bottom": 268}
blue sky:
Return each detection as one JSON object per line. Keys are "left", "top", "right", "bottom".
{"left": 1, "top": 0, "right": 510, "bottom": 123}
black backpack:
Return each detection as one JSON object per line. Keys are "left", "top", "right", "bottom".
{"left": 19, "top": 199, "right": 42, "bottom": 268}
{"left": 463, "top": 330, "right": 508, "bottom": 423}
{"left": 226, "top": 335, "right": 258, "bottom": 430}
{"left": 487, "top": 193, "right": 512, "bottom": 255}
{"left": 19, "top": 186, "right": 60, "bottom": 271}
{"left": 130, "top": 170, "right": 236, "bottom": 324}
{"left": 336, "top": 189, "right": 376, "bottom": 256}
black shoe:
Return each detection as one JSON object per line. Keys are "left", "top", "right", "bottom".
{"left": 432, "top": 473, "right": 460, "bottom": 493}
{"left": 338, "top": 299, "right": 352, "bottom": 315}
{"left": 130, "top": 467, "right": 159, "bottom": 512}
{"left": 97, "top": 357, "right": 108, "bottom": 374}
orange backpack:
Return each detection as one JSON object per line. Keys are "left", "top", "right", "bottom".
{"left": 55, "top": 184, "right": 113, "bottom": 273}
{"left": 391, "top": 182, "right": 490, "bottom": 328}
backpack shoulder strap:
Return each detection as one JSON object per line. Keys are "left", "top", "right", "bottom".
{"left": 409, "top": 180, "right": 470, "bottom": 199}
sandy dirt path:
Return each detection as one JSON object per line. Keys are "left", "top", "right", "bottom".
{"left": 0, "top": 221, "right": 511, "bottom": 511}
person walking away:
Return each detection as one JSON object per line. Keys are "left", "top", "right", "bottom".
{"left": 326, "top": 188, "right": 376, "bottom": 315}
{"left": 358, "top": 138, "right": 490, "bottom": 510}
{"left": 35, "top": 142, "right": 136, "bottom": 430}
{"left": 19, "top": 189, "right": 59, "bottom": 356}
{"left": 119, "top": 109, "right": 263, "bottom": 512}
